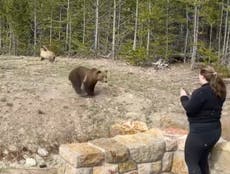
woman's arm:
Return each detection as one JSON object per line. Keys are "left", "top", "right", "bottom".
{"left": 180, "top": 88, "right": 205, "bottom": 116}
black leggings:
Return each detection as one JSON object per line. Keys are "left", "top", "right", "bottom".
{"left": 185, "top": 122, "right": 221, "bottom": 174}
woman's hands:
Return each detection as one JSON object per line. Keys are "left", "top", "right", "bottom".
{"left": 180, "top": 88, "right": 189, "bottom": 97}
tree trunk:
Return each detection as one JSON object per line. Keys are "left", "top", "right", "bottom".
{"left": 94, "top": 0, "right": 99, "bottom": 56}
{"left": 82, "top": 0, "right": 86, "bottom": 44}
{"left": 222, "top": 0, "right": 229, "bottom": 57}
{"left": 209, "top": 24, "right": 213, "bottom": 50}
{"left": 12, "top": 31, "right": 16, "bottom": 55}
{"left": 146, "top": 0, "right": 151, "bottom": 57}
{"left": 58, "top": 7, "right": 62, "bottom": 40}
{"left": 0, "top": 17, "right": 2, "bottom": 51}
{"left": 9, "top": 26, "right": 12, "bottom": 55}
{"left": 116, "top": 0, "right": 121, "bottom": 55}
{"left": 139, "top": 24, "right": 143, "bottom": 47}
{"left": 146, "top": 29, "right": 150, "bottom": 57}
{"left": 165, "top": 0, "right": 169, "bottom": 59}
{"left": 223, "top": 19, "right": 230, "bottom": 63}
{"left": 112, "top": 0, "right": 116, "bottom": 59}
{"left": 184, "top": 5, "right": 189, "bottom": 63}
{"left": 33, "top": 0, "right": 37, "bottom": 56}
{"left": 133, "top": 0, "right": 138, "bottom": 51}
{"left": 191, "top": 5, "right": 199, "bottom": 69}
{"left": 68, "top": 15, "right": 72, "bottom": 55}
{"left": 208, "top": 23, "right": 213, "bottom": 63}
{"left": 218, "top": 0, "right": 224, "bottom": 58}
{"left": 65, "top": 0, "right": 70, "bottom": 51}
{"left": 49, "top": 9, "right": 53, "bottom": 46}
{"left": 105, "top": 1, "right": 111, "bottom": 55}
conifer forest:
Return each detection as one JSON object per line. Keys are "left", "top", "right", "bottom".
{"left": 0, "top": 0, "right": 230, "bottom": 68}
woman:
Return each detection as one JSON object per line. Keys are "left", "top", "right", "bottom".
{"left": 180, "top": 65, "right": 226, "bottom": 174}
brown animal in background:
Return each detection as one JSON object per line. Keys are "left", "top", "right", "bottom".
{"left": 40, "top": 45, "right": 56, "bottom": 62}
{"left": 69, "top": 66, "right": 108, "bottom": 96}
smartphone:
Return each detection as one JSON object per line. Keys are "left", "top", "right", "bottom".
{"left": 183, "top": 88, "right": 190, "bottom": 96}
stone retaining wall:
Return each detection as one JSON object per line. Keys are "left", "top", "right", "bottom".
{"left": 58, "top": 128, "right": 230, "bottom": 174}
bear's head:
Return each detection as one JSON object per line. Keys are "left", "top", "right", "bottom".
{"left": 95, "top": 70, "right": 108, "bottom": 83}
{"left": 87, "top": 68, "right": 108, "bottom": 83}
{"left": 83, "top": 68, "right": 108, "bottom": 85}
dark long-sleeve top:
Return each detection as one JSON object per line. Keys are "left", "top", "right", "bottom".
{"left": 180, "top": 83, "right": 225, "bottom": 124}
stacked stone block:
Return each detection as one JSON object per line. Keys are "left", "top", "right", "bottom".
{"left": 59, "top": 128, "right": 230, "bottom": 174}
{"left": 59, "top": 128, "right": 177, "bottom": 174}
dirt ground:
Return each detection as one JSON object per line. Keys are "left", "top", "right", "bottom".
{"left": 0, "top": 56, "right": 229, "bottom": 165}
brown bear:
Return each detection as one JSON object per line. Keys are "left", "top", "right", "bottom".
{"left": 40, "top": 45, "right": 56, "bottom": 62}
{"left": 69, "top": 66, "right": 108, "bottom": 96}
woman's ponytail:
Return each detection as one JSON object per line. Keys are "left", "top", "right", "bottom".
{"left": 200, "top": 66, "right": 226, "bottom": 100}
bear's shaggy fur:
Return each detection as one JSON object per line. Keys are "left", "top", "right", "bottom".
{"left": 40, "top": 46, "right": 56, "bottom": 62}
{"left": 69, "top": 66, "right": 108, "bottom": 96}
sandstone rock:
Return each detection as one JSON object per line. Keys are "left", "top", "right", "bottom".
{"left": 93, "top": 163, "right": 118, "bottom": 174}
{"left": 143, "top": 128, "right": 164, "bottom": 138}
{"left": 171, "top": 151, "right": 188, "bottom": 174}
{"left": 118, "top": 160, "right": 137, "bottom": 173}
{"left": 164, "top": 137, "right": 178, "bottom": 152}
{"left": 1, "top": 168, "right": 57, "bottom": 174}
{"left": 137, "top": 161, "right": 162, "bottom": 174}
{"left": 210, "top": 142, "right": 230, "bottom": 172}
{"left": 221, "top": 116, "right": 230, "bottom": 141}
{"left": 160, "top": 113, "right": 188, "bottom": 130}
{"left": 210, "top": 169, "right": 230, "bottom": 174}
{"left": 162, "top": 127, "right": 188, "bottom": 136}
{"left": 176, "top": 135, "right": 187, "bottom": 151}
{"left": 162, "top": 152, "right": 173, "bottom": 172}
{"left": 110, "top": 120, "right": 148, "bottom": 137}
{"left": 59, "top": 143, "right": 104, "bottom": 168}
{"left": 62, "top": 163, "right": 93, "bottom": 174}
{"left": 113, "top": 132, "right": 165, "bottom": 163}
{"left": 89, "top": 138, "right": 129, "bottom": 163}
{"left": 123, "top": 171, "right": 138, "bottom": 174}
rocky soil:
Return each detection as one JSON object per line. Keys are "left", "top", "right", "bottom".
{"left": 0, "top": 56, "right": 229, "bottom": 170}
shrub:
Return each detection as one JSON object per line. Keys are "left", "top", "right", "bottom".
{"left": 197, "top": 42, "right": 218, "bottom": 63}
{"left": 212, "top": 64, "right": 230, "bottom": 78}
{"left": 120, "top": 43, "right": 147, "bottom": 66}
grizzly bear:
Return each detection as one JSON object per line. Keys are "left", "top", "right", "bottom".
{"left": 69, "top": 66, "right": 108, "bottom": 96}
{"left": 40, "top": 45, "right": 56, "bottom": 62}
